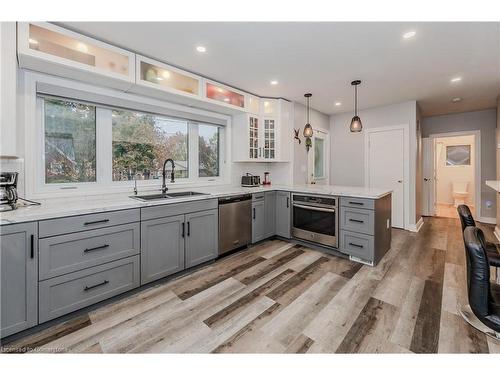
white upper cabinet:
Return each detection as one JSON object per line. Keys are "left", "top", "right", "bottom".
{"left": 17, "top": 22, "right": 135, "bottom": 90}
{"left": 134, "top": 55, "right": 201, "bottom": 98}
{"left": 203, "top": 79, "right": 246, "bottom": 110}
{"left": 233, "top": 99, "right": 291, "bottom": 163}
{"left": 246, "top": 95, "right": 260, "bottom": 115}
{"left": 0, "top": 22, "right": 18, "bottom": 157}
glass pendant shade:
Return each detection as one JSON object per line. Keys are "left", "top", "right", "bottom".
{"left": 303, "top": 123, "right": 313, "bottom": 137}
{"left": 350, "top": 116, "right": 362, "bottom": 132}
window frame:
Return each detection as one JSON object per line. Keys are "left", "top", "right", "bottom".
{"left": 25, "top": 72, "right": 230, "bottom": 199}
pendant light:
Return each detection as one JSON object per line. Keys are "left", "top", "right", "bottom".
{"left": 303, "top": 93, "right": 313, "bottom": 152}
{"left": 303, "top": 93, "right": 313, "bottom": 137}
{"left": 350, "top": 80, "right": 363, "bottom": 132}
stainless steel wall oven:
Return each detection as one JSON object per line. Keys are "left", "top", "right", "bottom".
{"left": 292, "top": 193, "right": 338, "bottom": 248}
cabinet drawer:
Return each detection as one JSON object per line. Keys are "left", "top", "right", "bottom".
{"left": 39, "top": 256, "right": 140, "bottom": 323}
{"left": 252, "top": 193, "right": 265, "bottom": 202}
{"left": 39, "top": 223, "right": 140, "bottom": 280}
{"left": 340, "top": 207, "right": 374, "bottom": 235}
{"left": 141, "top": 199, "right": 217, "bottom": 221}
{"left": 39, "top": 209, "right": 140, "bottom": 238}
{"left": 340, "top": 197, "right": 374, "bottom": 210}
{"left": 340, "top": 231, "right": 374, "bottom": 261}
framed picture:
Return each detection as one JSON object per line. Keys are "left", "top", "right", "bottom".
{"left": 446, "top": 145, "right": 471, "bottom": 166}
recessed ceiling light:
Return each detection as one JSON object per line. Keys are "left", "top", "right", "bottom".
{"left": 334, "top": 101, "right": 342, "bottom": 106}
{"left": 28, "top": 38, "right": 38, "bottom": 45}
{"left": 223, "top": 98, "right": 230, "bottom": 102}
{"left": 403, "top": 31, "right": 416, "bottom": 39}
{"left": 451, "top": 77, "right": 462, "bottom": 83}
{"left": 196, "top": 46, "right": 206, "bottom": 53}
{"left": 155, "top": 77, "right": 163, "bottom": 81}
{"left": 161, "top": 71, "right": 171, "bottom": 79}
{"left": 270, "top": 80, "right": 278, "bottom": 86}
{"left": 452, "top": 97, "right": 462, "bottom": 103}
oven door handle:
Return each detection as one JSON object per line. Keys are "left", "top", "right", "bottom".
{"left": 292, "top": 203, "right": 336, "bottom": 213}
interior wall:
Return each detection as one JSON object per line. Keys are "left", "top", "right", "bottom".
{"left": 293, "top": 102, "right": 330, "bottom": 185}
{"left": 330, "top": 100, "right": 418, "bottom": 228}
{"left": 422, "top": 109, "right": 497, "bottom": 219}
{"left": 435, "top": 135, "right": 475, "bottom": 206}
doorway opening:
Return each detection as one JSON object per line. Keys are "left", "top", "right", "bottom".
{"left": 422, "top": 132, "right": 480, "bottom": 219}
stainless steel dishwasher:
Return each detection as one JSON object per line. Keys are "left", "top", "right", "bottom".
{"left": 218, "top": 194, "right": 252, "bottom": 255}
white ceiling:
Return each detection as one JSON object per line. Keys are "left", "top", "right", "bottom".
{"left": 59, "top": 22, "right": 500, "bottom": 116}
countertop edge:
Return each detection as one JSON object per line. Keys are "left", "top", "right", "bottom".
{"left": 0, "top": 186, "right": 392, "bottom": 226}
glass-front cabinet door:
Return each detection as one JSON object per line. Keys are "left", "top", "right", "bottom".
{"left": 137, "top": 56, "right": 201, "bottom": 96}
{"left": 205, "top": 81, "right": 245, "bottom": 108}
{"left": 249, "top": 116, "right": 259, "bottom": 159}
{"left": 263, "top": 118, "right": 276, "bottom": 160}
{"left": 18, "top": 22, "right": 135, "bottom": 86}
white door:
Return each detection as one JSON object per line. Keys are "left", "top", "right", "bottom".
{"left": 422, "top": 138, "right": 435, "bottom": 216}
{"left": 366, "top": 128, "right": 405, "bottom": 228}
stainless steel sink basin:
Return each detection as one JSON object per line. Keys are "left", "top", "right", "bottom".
{"left": 130, "top": 191, "right": 207, "bottom": 201}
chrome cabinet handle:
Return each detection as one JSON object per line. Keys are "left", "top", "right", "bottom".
{"left": 182, "top": 222, "right": 185, "bottom": 238}
{"left": 84, "top": 280, "right": 109, "bottom": 291}
{"left": 187, "top": 222, "right": 190, "bottom": 237}
{"left": 286, "top": 197, "right": 289, "bottom": 208}
{"left": 253, "top": 207, "right": 256, "bottom": 220}
{"left": 84, "top": 244, "right": 109, "bottom": 253}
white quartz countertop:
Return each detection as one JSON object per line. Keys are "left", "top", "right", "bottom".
{"left": 0, "top": 184, "right": 392, "bottom": 225}
{"left": 486, "top": 180, "right": 500, "bottom": 192}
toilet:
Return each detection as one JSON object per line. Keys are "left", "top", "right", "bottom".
{"left": 452, "top": 182, "right": 469, "bottom": 207}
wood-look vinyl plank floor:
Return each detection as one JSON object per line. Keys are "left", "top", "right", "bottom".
{"left": 4, "top": 217, "right": 499, "bottom": 354}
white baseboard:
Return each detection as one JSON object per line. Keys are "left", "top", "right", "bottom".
{"left": 407, "top": 217, "right": 424, "bottom": 233}
{"left": 494, "top": 226, "right": 500, "bottom": 242}
{"left": 477, "top": 216, "right": 497, "bottom": 225}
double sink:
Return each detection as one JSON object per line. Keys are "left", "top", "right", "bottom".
{"left": 131, "top": 191, "right": 208, "bottom": 202}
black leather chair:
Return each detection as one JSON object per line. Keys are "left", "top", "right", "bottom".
{"left": 461, "top": 227, "right": 500, "bottom": 338}
{"left": 457, "top": 205, "right": 500, "bottom": 275}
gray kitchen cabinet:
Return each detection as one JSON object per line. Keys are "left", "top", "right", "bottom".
{"left": 264, "top": 191, "right": 276, "bottom": 239}
{"left": 141, "top": 214, "right": 185, "bottom": 285}
{"left": 39, "top": 223, "right": 140, "bottom": 280}
{"left": 1, "top": 222, "right": 38, "bottom": 338}
{"left": 275, "top": 191, "right": 291, "bottom": 238}
{"left": 338, "top": 194, "right": 392, "bottom": 265}
{"left": 39, "top": 255, "right": 140, "bottom": 323}
{"left": 185, "top": 209, "right": 218, "bottom": 268}
{"left": 252, "top": 199, "right": 265, "bottom": 243}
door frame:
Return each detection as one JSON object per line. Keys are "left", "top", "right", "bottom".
{"left": 428, "top": 130, "right": 481, "bottom": 219}
{"left": 307, "top": 128, "right": 330, "bottom": 184}
{"left": 422, "top": 138, "right": 435, "bottom": 216}
{"left": 364, "top": 124, "right": 410, "bottom": 230}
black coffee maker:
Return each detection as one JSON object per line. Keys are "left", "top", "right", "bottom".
{"left": 0, "top": 172, "right": 19, "bottom": 211}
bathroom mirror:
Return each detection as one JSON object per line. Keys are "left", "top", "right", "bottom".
{"left": 446, "top": 145, "right": 471, "bottom": 166}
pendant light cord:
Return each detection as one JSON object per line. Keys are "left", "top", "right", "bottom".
{"left": 306, "top": 96, "right": 310, "bottom": 124}
{"left": 354, "top": 85, "right": 358, "bottom": 116}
